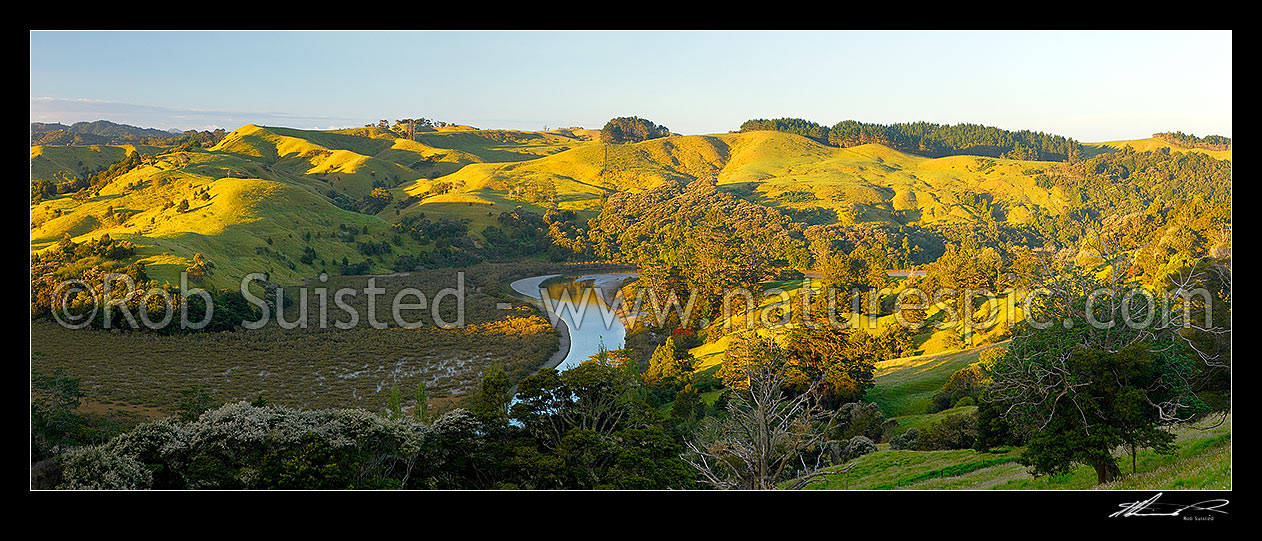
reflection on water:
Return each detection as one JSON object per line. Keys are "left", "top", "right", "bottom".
{"left": 510, "top": 273, "right": 633, "bottom": 372}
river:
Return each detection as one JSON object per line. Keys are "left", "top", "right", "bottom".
{"left": 509, "top": 272, "right": 637, "bottom": 372}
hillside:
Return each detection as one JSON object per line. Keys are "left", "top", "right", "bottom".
{"left": 31, "top": 123, "right": 1230, "bottom": 293}
{"left": 30, "top": 120, "right": 177, "bottom": 146}
{"left": 29, "top": 123, "right": 602, "bottom": 290}
{"left": 1082, "top": 137, "right": 1232, "bottom": 161}
{"left": 402, "top": 130, "right": 1074, "bottom": 229}
{"left": 799, "top": 416, "right": 1230, "bottom": 490}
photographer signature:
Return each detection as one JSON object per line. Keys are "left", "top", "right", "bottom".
{"left": 1110, "top": 493, "right": 1229, "bottom": 518}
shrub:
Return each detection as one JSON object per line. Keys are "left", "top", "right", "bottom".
{"left": 889, "top": 428, "right": 920, "bottom": 450}
{"left": 834, "top": 401, "right": 887, "bottom": 442}
{"left": 916, "top": 413, "right": 978, "bottom": 451}
{"left": 928, "top": 391, "right": 953, "bottom": 413}
{"left": 841, "top": 435, "right": 878, "bottom": 462}
{"left": 58, "top": 446, "right": 153, "bottom": 489}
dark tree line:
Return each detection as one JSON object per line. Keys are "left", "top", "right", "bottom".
{"left": 737, "top": 117, "right": 1083, "bottom": 161}
{"left": 31, "top": 120, "right": 226, "bottom": 149}
{"left": 1154, "top": 131, "right": 1231, "bottom": 151}
{"left": 739, "top": 118, "right": 831, "bottom": 144}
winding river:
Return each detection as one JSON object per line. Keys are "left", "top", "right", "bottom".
{"left": 509, "top": 272, "right": 637, "bottom": 372}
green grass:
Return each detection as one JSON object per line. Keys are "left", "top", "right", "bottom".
{"left": 1081, "top": 137, "right": 1231, "bottom": 161}
{"left": 31, "top": 125, "right": 1114, "bottom": 295}
{"left": 402, "top": 129, "right": 1080, "bottom": 232}
{"left": 30, "top": 124, "right": 611, "bottom": 292}
{"left": 800, "top": 447, "right": 1023, "bottom": 490}
{"left": 994, "top": 416, "right": 1232, "bottom": 490}
{"left": 865, "top": 344, "right": 1004, "bottom": 418}
{"left": 799, "top": 414, "right": 1230, "bottom": 490}
{"left": 889, "top": 405, "right": 978, "bottom": 437}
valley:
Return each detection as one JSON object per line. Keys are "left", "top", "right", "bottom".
{"left": 30, "top": 116, "right": 1231, "bottom": 492}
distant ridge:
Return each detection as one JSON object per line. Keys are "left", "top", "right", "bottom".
{"left": 31, "top": 119, "right": 179, "bottom": 146}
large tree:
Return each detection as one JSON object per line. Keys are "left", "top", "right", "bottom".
{"left": 599, "top": 116, "right": 671, "bottom": 144}
{"left": 983, "top": 241, "right": 1229, "bottom": 484}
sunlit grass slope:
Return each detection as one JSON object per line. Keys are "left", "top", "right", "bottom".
{"left": 1082, "top": 137, "right": 1232, "bottom": 161}
{"left": 31, "top": 167, "right": 402, "bottom": 289}
{"left": 684, "top": 278, "right": 1019, "bottom": 395}
{"left": 31, "top": 144, "right": 165, "bottom": 183}
{"left": 407, "top": 130, "right": 1076, "bottom": 229}
{"left": 866, "top": 344, "right": 1004, "bottom": 418}
{"left": 30, "top": 124, "right": 612, "bottom": 289}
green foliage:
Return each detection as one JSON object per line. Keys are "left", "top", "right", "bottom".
{"left": 685, "top": 336, "right": 843, "bottom": 489}
{"left": 773, "top": 326, "right": 878, "bottom": 406}
{"left": 643, "top": 338, "right": 694, "bottom": 388}
{"left": 832, "top": 401, "right": 887, "bottom": 442}
{"left": 916, "top": 412, "right": 978, "bottom": 451}
{"left": 356, "top": 187, "right": 394, "bottom": 214}
{"left": 385, "top": 385, "right": 404, "bottom": 420}
{"left": 828, "top": 119, "right": 1082, "bottom": 161}
{"left": 973, "top": 394, "right": 1019, "bottom": 452}
{"left": 54, "top": 402, "right": 434, "bottom": 489}
{"left": 889, "top": 428, "right": 919, "bottom": 451}
{"left": 592, "top": 177, "right": 809, "bottom": 323}
{"left": 56, "top": 445, "right": 153, "bottom": 489}
{"left": 986, "top": 261, "right": 1213, "bottom": 484}
{"left": 818, "top": 241, "right": 892, "bottom": 293}
{"left": 31, "top": 368, "right": 86, "bottom": 461}
{"left": 740, "top": 118, "right": 831, "bottom": 144}
{"left": 599, "top": 117, "right": 671, "bottom": 144}
{"left": 508, "top": 357, "right": 698, "bottom": 489}
{"left": 839, "top": 435, "right": 878, "bottom": 462}
{"left": 1153, "top": 131, "right": 1231, "bottom": 150}
{"left": 177, "top": 386, "right": 219, "bottom": 422}
{"left": 469, "top": 363, "right": 512, "bottom": 427}
{"left": 413, "top": 381, "right": 429, "bottom": 422}
{"left": 258, "top": 432, "right": 368, "bottom": 489}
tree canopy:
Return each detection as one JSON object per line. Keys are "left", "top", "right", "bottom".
{"left": 599, "top": 116, "right": 671, "bottom": 144}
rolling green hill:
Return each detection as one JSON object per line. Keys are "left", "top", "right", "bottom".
{"left": 31, "top": 122, "right": 1228, "bottom": 293}
{"left": 1082, "top": 137, "right": 1232, "bottom": 161}
{"left": 401, "top": 130, "right": 1074, "bottom": 228}
{"left": 29, "top": 124, "right": 602, "bottom": 290}
{"left": 798, "top": 415, "right": 1230, "bottom": 489}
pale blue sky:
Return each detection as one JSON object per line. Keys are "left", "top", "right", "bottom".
{"left": 30, "top": 30, "right": 1231, "bottom": 142}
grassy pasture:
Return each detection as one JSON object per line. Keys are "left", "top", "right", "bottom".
{"left": 799, "top": 415, "right": 1230, "bottom": 490}
{"left": 866, "top": 344, "right": 1004, "bottom": 418}
{"left": 1081, "top": 137, "right": 1232, "bottom": 161}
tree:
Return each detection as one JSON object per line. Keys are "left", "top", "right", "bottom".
{"left": 684, "top": 335, "right": 843, "bottom": 489}
{"left": 413, "top": 381, "right": 429, "bottom": 422}
{"left": 599, "top": 116, "right": 671, "bottom": 144}
{"left": 31, "top": 369, "right": 87, "bottom": 461}
{"left": 469, "top": 364, "right": 512, "bottom": 427}
{"left": 643, "top": 338, "right": 692, "bottom": 387}
{"left": 357, "top": 187, "right": 394, "bottom": 214}
{"left": 385, "top": 385, "right": 404, "bottom": 420}
{"left": 984, "top": 247, "right": 1225, "bottom": 484}
{"left": 186, "top": 253, "right": 213, "bottom": 278}
{"left": 775, "top": 325, "right": 878, "bottom": 408}
{"left": 176, "top": 386, "right": 219, "bottom": 422}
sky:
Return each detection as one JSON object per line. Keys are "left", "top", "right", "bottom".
{"left": 30, "top": 30, "right": 1232, "bottom": 142}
